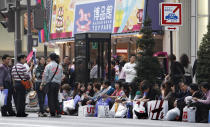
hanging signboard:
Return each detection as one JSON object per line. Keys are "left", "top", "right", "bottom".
{"left": 74, "top": 0, "right": 115, "bottom": 34}
{"left": 160, "top": 3, "right": 182, "bottom": 26}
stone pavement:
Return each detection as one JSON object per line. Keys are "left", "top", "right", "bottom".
{"left": 0, "top": 113, "right": 209, "bottom": 127}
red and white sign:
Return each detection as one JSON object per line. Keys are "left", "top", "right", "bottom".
{"left": 160, "top": 3, "right": 182, "bottom": 26}
{"left": 165, "top": 26, "right": 179, "bottom": 31}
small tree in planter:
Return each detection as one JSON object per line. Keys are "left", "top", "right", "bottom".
{"left": 135, "top": 17, "right": 162, "bottom": 85}
{"left": 196, "top": 21, "right": 210, "bottom": 84}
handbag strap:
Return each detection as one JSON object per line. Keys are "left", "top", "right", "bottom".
{"left": 15, "top": 66, "right": 23, "bottom": 81}
{"left": 49, "top": 64, "right": 59, "bottom": 82}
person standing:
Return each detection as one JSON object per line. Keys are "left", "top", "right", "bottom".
{"left": 40, "top": 53, "right": 63, "bottom": 117}
{"left": 11, "top": 54, "right": 30, "bottom": 117}
{"left": 168, "top": 54, "right": 185, "bottom": 91}
{"left": 34, "top": 57, "right": 47, "bottom": 117}
{"left": 0, "top": 54, "right": 16, "bottom": 116}
{"left": 123, "top": 55, "right": 137, "bottom": 84}
{"left": 180, "top": 54, "right": 193, "bottom": 85}
{"left": 62, "top": 56, "right": 70, "bottom": 85}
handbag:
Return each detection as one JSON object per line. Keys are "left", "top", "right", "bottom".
{"left": 15, "top": 66, "right": 32, "bottom": 89}
{"left": 43, "top": 64, "right": 59, "bottom": 93}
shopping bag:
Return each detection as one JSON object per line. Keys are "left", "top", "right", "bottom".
{"left": 95, "top": 98, "right": 111, "bottom": 117}
{"left": 78, "top": 106, "right": 84, "bottom": 117}
{"left": 58, "top": 92, "right": 63, "bottom": 103}
{"left": 109, "top": 102, "right": 119, "bottom": 118}
{"left": 164, "top": 107, "right": 180, "bottom": 121}
{"left": 0, "top": 89, "right": 8, "bottom": 107}
{"left": 63, "top": 99, "right": 75, "bottom": 111}
{"left": 133, "top": 101, "right": 147, "bottom": 119}
{"left": 28, "top": 91, "right": 38, "bottom": 107}
{"left": 115, "top": 103, "right": 127, "bottom": 118}
{"left": 78, "top": 105, "right": 95, "bottom": 117}
{"left": 147, "top": 100, "right": 168, "bottom": 120}
{"left": 182, "top": 106, "right": 188, "bottom": 122}
{"left": 182, "top": 106, "right": 196, "bottom": 122}
{"left": 98, "top": 105, "right": 110, "bottom": 118}
{"left": 187, "top": 107, "right": 196, "bottom": 123}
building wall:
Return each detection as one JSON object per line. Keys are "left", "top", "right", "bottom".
{"left": 178, "top": 0, "right": 191, "bottom": 58}
{"left": 163, "top": 0, "right": 209, "bottom": 66}
{"left": 0, "top": 16, "right": 54, "bottom": 57}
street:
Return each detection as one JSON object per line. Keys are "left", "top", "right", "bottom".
{"left": 0, "top": 113, "right": 209, "bottom": 127}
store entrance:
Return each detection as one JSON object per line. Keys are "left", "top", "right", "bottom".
{"left": 74, "top": 33, "right": 111, "bottom": 84}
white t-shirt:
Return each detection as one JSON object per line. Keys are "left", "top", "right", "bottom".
{"left": 24, "top": 63, "right": 32, "bottom": 79}
{"left": 123, "top": 62, "right": 137, "bottom": 83}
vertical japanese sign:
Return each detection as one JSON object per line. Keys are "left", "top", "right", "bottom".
{"left": 74, "top": 0, "right": 115, "bottom": 34}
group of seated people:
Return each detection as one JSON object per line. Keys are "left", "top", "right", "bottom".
{"left": 60, "top": 79, "right": 210, "bottom": 123}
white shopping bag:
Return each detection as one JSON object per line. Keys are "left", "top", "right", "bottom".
{"left": 164, "top": 107, "right": 180, "bottom": 121}
{"left": 0, "top": 91, "right": 6, "bottom": 107}
{"left": 188, "top": 107, "right": 196, "bottom": 123}
{"left": 109, "top": 102, "right": 119, "bottom": 118}
{"left": 58, "top": 92, "right": 63, "bottom": 103}
{"left": 182, "top": 106, "right": 188, "bottom": 122}
{"left": 115, "top": 103, "right": 127, "bottom": 118}
{"left": 98, "top": 105, "right": 110, "bottom": 118}
{"left": 147, "top": 100, "right": 168, "bottom": 120}
{"left": 63, "top": 99, "right": 75, "bottom": 112}
{"left": 133, "top": 101, "right": 146, "bottom": 119}
{"left": 182, "top": 106, "right": 196, "bottom": 123}
{"left": 78, "top": 105, "right": 95, "bottom": 117}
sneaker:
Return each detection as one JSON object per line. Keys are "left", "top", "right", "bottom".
{"left": 55, "top": 114, "right": 61, "bottom": 118}
{"left": 38, "top": 112, "right": 47, "bottom": 117}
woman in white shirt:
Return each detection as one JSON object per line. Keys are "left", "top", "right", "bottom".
{"left": 180, "top": 54, "right": 193, "bottom": 85}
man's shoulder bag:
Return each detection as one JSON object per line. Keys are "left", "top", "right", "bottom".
{"left": 44, "top": 64, "right": 59, "bottom": 93}
{"left": 15, "top": 66, "right": 32, "bottom": 90}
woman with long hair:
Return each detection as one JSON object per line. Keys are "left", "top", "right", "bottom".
{"left": 180, "top": 54, "right": 193, "bottom": 85}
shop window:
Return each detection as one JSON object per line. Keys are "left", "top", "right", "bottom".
{"left": 198, "top": 17, "right": 208, "bottom": 47}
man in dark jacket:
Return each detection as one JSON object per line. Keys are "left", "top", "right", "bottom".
{"left": 0, "top": 54, "right": 16, "bottom": 116}
{"left": 168, "top": 54, "right": 185, "bottom": 91}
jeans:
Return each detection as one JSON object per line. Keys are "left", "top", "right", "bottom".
{"left": 47, "top": 82, "right": 60, "bottom": 115}
{"left": 14, "top": 82, "right": 26, "bottom": 115}
{"left": 35, "top": 82, "right": 46, "bottom": 113}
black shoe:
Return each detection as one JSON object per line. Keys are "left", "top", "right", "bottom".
{"left": 1, "top": 113, "right": 8, "bottom": 117}
{"left": 8, "top": 112, "right": 16, "bottom": 116}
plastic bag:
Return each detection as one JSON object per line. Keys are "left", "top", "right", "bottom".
{"left": 0, "top": 89, "right": 8, "bottom": 107}
{"left": 115, "top": 103, "right": 127, "bottom": 118}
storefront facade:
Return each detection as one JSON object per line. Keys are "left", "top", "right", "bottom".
{"left": 49, "top": 0, "right": 163, "bottom": 62}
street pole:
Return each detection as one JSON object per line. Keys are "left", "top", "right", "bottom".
{"left": 27, "top": 0, "right": 33, "bottom": 54}
{"left": 44, "top": 45, "right": 47, "bottom": 58}
{"left": 170, "top": 31, "right": 173, "bottom": 56}
{"left": 14, "top": 0, "right": 22, "bottom": 63}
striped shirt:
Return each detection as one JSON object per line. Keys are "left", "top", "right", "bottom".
{"left": 11, "top": 63, "right": 30, "bottom": 81}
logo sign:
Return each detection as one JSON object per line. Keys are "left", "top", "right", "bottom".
{"left": 160, "top": 3, "right": 182, "bottom": 26}
{"left": 74, "top": 0, "right": 115, "bottom": 35}
{"left": 165, "top": 26, "right": 179, "bottom": 31}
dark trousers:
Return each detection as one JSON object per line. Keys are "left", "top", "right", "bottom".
{"left": 192, "top": 102, "right": 210, "bottom": 123}
{"left": 47, "top": 83, "right": 60, "bottom": 115}
{"left": 35, "top": 82, "right": 46, "bottom": 113}
{"left": 1, "top": 82, "right": 15, "bottom": 115}
{"left": 14, "top": 82, "right": 26, "bottom": 115}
